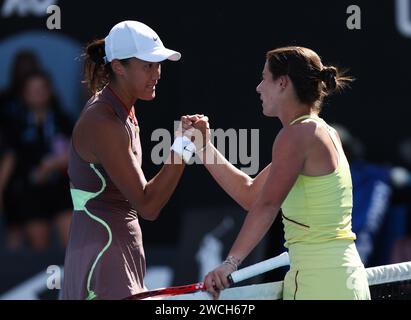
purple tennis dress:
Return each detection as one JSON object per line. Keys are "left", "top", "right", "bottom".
{"left": 62, "top": 86, "right": 145, "bottom": 300}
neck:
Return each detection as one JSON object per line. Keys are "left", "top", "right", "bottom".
{"left": 108, "top": 81, "right": 136, "bottom": 111}
{"left": 278, "top": 101, "right": 316, "bottom": 126}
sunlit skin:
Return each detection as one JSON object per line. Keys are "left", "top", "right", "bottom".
{"left": 108, "top": 58, "right": 161, "bottom": 110}
{"left": 185, "top": 59, "right": 345, "bottom": 299}
{"left": 256, "top": 61, "right": 315, "bottom": 126}
{"left": 71, "top": 54, "right": 197, "bottom": 222}
{"left": 62, "top": 24, "right": 196, "bottom": 299}
{"left": 256, "top": 61, "right": 284, "bottom": 117}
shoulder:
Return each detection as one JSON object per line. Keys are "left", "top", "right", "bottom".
{"left": 76, "top": 102, "right": 129, "bottom": 146}
{"left": 325, "top": 124, "right": 342, "bottom": 143}
{"left": 81, "top": 102, "right": 119, "bottom": 129}
{"left": 274, "top": 120, "right": 317, "bottom": 148}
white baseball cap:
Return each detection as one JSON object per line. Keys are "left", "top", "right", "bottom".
{"left": 104, "top": 20, "right": 181, "bottom": 63}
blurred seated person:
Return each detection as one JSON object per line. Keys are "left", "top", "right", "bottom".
{"left": 389, "top": 138, "right": 411, "bottom": 263}
{"left": 1, "top": 71, "right": 73, "bottom": 251}
{"left": 333, "top": 124, "right": 410, "bottom": 266}
{"left": 391, "top": 237, "right": 411, "bottom": 263}
{"left": 0, "top": 50, "right": 41, "bottom": 125}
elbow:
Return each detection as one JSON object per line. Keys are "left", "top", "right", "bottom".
{"left": 130, "top": 191, "right": 162, "bottom": 221}
{"left": 139, "top": 210, "right": 160, "bottom": 221}
{"left": 147, "top": 210, "right": 161, "bottom": 221}
{"left": 137, "top": 204, "right": 161, "bottom": 221}
{"left": 239, "top": 180, "right": 256, "bottom": 211}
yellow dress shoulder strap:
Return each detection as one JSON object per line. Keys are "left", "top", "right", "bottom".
{"left": 289, "top": 114, "right": 314, "bottom": 125}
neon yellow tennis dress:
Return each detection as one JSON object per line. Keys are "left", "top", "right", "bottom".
{"left": 281, "top": 115, "right": 371, "bottom": 300}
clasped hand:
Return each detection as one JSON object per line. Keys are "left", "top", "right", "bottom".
{"left": 177, "top": 114, "right": 211, "bottom": 151}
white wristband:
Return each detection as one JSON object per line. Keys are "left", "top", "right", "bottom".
{"left": 171, "top": 136, "right": 196, "bottom": 164}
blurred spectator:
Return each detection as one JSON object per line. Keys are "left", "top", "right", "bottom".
{"left": 0, "top": 51, "right": 42, "bottom": 213}
{"left": 390, "top": 237, "right": 411, "bottom": 263}
{"left": 0, "top": 50, "right": 41, "bottom": 123}
{"left": 389, "top": 138, "right": 411, "bottom": 263}
{"left": 0, "top": 50, "right": 42, "bottom": 248}
{"left": 333, "top": 124, "right": 410, "bottom": 266}
{"left": 0, "top": 71, "right": 73, "bottom": 251}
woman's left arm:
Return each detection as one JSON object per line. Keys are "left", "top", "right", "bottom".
{"left": 204, "top": 125, "right": 308, "bottom": 298}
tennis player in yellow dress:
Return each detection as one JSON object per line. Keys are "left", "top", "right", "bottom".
{"left": 188, "top": 46, "right": 371, "bottom": 300}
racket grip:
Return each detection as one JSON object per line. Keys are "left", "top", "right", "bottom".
{"left": 228, "top": 252, "right": 290, "bottom": 284}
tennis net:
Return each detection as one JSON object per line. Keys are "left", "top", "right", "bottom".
{"left": 165, "top": 261, "right": 411, "bottom": 300}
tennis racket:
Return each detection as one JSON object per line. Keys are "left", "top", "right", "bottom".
{"left": 124, "top": 251, "right": 289, "bottom": 300}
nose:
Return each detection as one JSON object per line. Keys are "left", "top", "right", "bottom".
{"left": 256, "top": 80, "right": 263, "bottom": 93}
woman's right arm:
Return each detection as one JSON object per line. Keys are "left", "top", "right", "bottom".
{"left": 79, "top": 108, "right": 186, "bottom": 221}
{"left": 192, "top": 116, "right": 271, "bottom": 211}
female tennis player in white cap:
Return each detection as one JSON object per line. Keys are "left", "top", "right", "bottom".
{"left": 62, "top": 20, "right": 200, "bottom": 300}
{"left": 189, "top": 46, "right": 371, "bottom": 300}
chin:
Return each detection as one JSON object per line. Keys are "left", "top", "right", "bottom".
{"left": 261, "top": 106, "right": 269, "bottom": 117}
{"left": 262, "top": 109, "right": 275, "bottom": 118}
{"left": 141, "top": 93, "right": 156, "bottom": 101}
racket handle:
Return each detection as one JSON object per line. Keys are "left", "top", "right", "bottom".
{"left": 229, "top": 252, "right": 289, "bottom": 284}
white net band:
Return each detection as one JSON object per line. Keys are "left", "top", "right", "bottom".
{"left": 366, "top": 261, "right": 411, "bottom": 286}
{"left": 163, "top": 261, "right": 411, "bottom": 300}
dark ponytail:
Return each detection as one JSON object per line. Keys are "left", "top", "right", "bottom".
{"left": 266, "top": 46, "right": 354, "bottom": 112}
{"left": 83, "top": 39, "right": 132, "bottom": 94}
{"left": 83, "top": 39, "right": 111, "bottom": 94}
{"left": 319, "top": 66, "right": 352, "bottom": 95}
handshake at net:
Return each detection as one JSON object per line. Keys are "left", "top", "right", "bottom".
{"left": 171, "top": 114, "right": 211, "bottom": 164}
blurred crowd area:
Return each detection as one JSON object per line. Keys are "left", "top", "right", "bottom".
{"left": 0, "top": 50, "right": 73, "bottom": 252}
{"left": 0, "top": 49, "right": 410, "bottom": 270}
